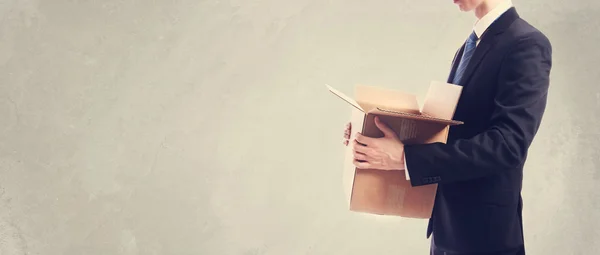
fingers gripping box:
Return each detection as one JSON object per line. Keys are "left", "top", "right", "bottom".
{"left": 327, "top": 81, "right": 463, "bottom": 218}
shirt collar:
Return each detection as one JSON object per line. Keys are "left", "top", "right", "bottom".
{"left": 473, "top": 0, "right": 513, "bottom": 38}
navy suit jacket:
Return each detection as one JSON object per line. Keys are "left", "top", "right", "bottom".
{"left": 403, "top": 8, "right": 552, "bottom": 254}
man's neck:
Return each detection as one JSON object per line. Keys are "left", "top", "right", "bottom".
{"left": 474, "top": 0, "right": 503, "bottom": 19}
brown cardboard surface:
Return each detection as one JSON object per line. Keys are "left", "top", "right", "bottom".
{"left": 328, "top": 81, "right": 463, "bottom": 219}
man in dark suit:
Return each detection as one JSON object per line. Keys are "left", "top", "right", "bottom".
{"left": 343, "top": 0, "right": 552, "bottom": 254}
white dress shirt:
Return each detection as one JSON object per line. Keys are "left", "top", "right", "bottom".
{"left": 404, "top": 0, "right": 513, "bottom": 181}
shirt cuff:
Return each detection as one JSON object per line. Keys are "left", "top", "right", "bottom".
{"left": 404, "top": 153, "right": 410, "bottom": 180}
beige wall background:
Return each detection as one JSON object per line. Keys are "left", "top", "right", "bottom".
{"left": 0, "top": 0, "right": 598, "bottom": 254}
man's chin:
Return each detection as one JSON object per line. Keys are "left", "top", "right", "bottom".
{"left": 453, "top": 2, "right": 472, "bottom": 12}
{"left": 457, "top": 5, "right": 472, "bottom": 12}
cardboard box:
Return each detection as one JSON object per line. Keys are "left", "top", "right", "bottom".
{"left": 326, "top": 81, "right": 463, "bottom": 218}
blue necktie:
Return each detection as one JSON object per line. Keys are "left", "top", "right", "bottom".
{"left": 452, "top": 31, "right": 479, "bottom": 85}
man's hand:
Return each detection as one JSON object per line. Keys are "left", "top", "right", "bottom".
{"left": 352, "top": 116, "right": 405, "bottom": 171}
{"left": 343, "top": 122, "right": 351, "bottom": 146}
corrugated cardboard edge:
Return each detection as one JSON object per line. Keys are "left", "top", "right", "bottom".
{"left": 375, "top": 107, "right": 464, "bottom": 125}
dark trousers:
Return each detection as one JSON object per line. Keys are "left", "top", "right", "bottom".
{"left": 430, "top": 236, "right": 525, "bottom": 255}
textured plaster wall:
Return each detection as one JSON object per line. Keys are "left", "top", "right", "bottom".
{"left": 0, "top": 0, "right": 599, "bottom": 254}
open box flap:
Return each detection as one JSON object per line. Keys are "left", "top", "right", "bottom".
{"left": 355, "top": 85, "right": 421, "bottom": 115}
{"left": 326, "top": 84, "right": 364, "bottom": 112}
{"left": 421, "top": 81, "right": 463, "bottom": 120}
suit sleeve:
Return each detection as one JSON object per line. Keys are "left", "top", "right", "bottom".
{"left": 404, "top": 33, "right": 552, "bottom": 187}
